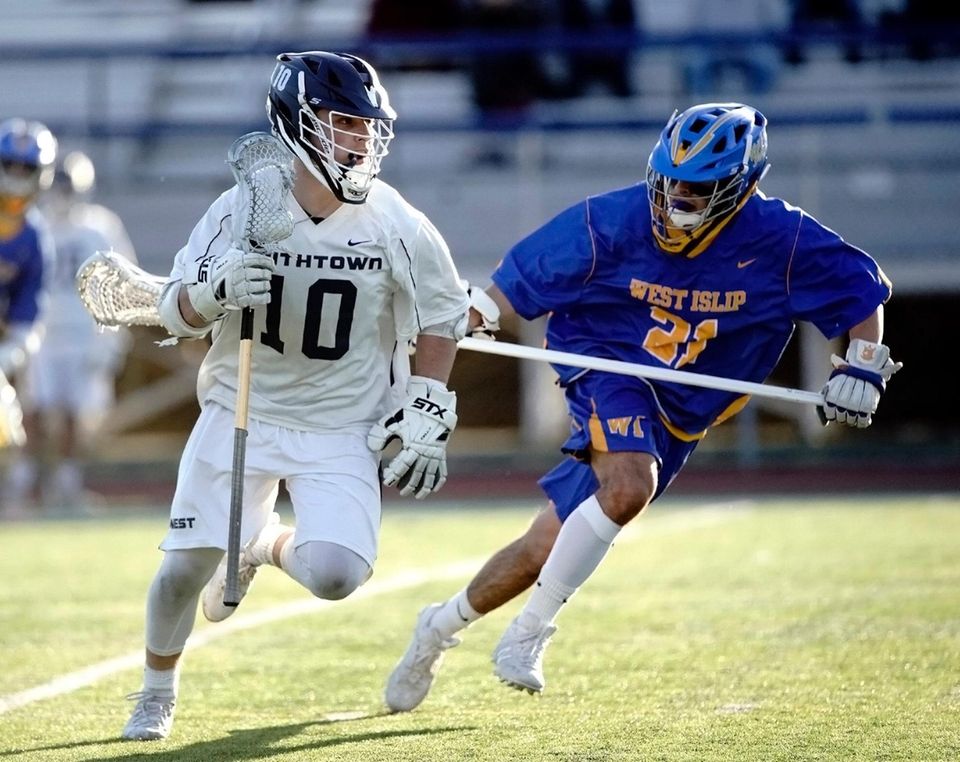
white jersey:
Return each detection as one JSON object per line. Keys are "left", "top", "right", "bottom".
{"left": 24, "top": 201, "right": 136, "bottom": 413}
{"left": 169, "top": 178, "right": 468, "bottom": 432}
{"left": 40, "top": 202, "right": 136, "bottom": 353}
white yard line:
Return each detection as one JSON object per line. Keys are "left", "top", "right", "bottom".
{"left": 0, "top": 501, "right": 751, "bottom": 715}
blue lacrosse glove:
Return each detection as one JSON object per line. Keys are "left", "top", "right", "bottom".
{"left": 818, "top": 339, "right": 902, "bottom": 429}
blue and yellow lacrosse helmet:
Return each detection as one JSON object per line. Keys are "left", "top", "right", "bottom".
{"left": 0, "top": 118, "right": 57, "bottom": 200}
{"left": 646, "top": 103, "right": 768, "bottom": 254}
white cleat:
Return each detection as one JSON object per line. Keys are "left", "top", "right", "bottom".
{"left": 384, "top": 603, "right": 461, "bottom": 712}
{"left": 121, "top": 691, "right": 176, "bottom": 741}
{"left": 201, "top": 512, "right": 288, "bottom": 622}
{"left": 491, "top": 612, "right": 557, "bottom": 694}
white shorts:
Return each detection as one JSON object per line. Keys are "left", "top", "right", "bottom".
{"left": 21, "top": 350, "right": 114, "bottom": 415}
{"left": 160, "top": 403, "right": 382, "bottom": 566}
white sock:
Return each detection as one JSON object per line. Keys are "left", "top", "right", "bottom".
{"left": 523, "top": 495, "right": 621, "bottom": 626}
{"left": 143, "top": 665, "right": 180, "bottom": 698}
{"left": 430, "top": 589, "right": 481, "bottom": 639}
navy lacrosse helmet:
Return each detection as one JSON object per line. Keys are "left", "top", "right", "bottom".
{"left": 0, "top": 118, "right": 58, "bottom": 199}
{"left": 266, "top": 51, "right": 396, "bottom": 204}
{"left": 646, "top": 103, "right": 768, "bottom": 254}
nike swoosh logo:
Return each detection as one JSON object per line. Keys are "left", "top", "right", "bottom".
{"left": 348, "top": 238, "right": 372, "bottom": 247}
{"left": 737, "top": 258, "right": 758, "bottom": 268}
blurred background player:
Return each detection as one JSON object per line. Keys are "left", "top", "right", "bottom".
{"left": 0, "top": 117, "right": 57, "bottom": 520}
{"left": 14, "top": 150, "right": 138, "bottom": 513}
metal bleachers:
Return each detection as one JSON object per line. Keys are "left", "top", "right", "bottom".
{"left": 2, "top": 1, "right": 958, "bottom": 461}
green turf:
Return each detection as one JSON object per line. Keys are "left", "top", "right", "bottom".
{"left": 1, "top": 495, "right": 958, "bottom": 761}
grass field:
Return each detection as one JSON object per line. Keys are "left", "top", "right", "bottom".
{"left": 1, "top": 494, "right": 959, "bottom": 761}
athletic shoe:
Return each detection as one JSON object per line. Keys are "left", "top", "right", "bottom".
{"left": 121, "top": 691, "right": 176, "bottom": 741}
{"left": 201, "top": 512, "right": 287, "bottom": 622}
{"left": 491, "top": 611, "right": 557, "bottom": 693}
{"left": 384, "top": 603, "right": 461, "bottom": 712}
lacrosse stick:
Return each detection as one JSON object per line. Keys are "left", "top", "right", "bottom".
{"left": 222, "top": 132, "right": 295, "bottom": 606}
{"left": 457, "top": 337, "right": 824, "bottom": 406}
{"left": 75, "top": 249, "right": 165, "bottom": 328}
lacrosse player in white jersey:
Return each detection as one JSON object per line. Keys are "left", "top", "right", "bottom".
{"left": 122, "top": 51, "right": 469, "bottom": 741}
{"left": 13, "top": 151, "right": 137, "bottom": 511}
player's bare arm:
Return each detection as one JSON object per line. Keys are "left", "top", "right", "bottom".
{"left": 847, "top": 304, "right": 883, "bottom": 344}
{"left": 177, "top": 285, "right": 205, "bottom": 328}
{"left": 412, "top": 333, "right": 458, "bottom": 383}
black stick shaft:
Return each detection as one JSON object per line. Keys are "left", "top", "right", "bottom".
{"left": 223, "top": 307, "right": 255, "bottom": 606}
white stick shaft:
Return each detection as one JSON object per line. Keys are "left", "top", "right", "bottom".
{"left": 457, "top": 337, "right": 824, "bottom": 406}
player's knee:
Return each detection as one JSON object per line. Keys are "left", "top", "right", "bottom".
{"left": 296, "top": 542, "right": 370, "bottom": 601}
{"left": 591, "top": 452, "right": 658, "bottom": 526}
{"left": 597, "top": 461, "right": 657, "bottom": 523}
{"left": 303, "top": 568, "right": 365, "bottom": 600}
{"left": 155, "top": 548, "right": 221, "bottom": 604}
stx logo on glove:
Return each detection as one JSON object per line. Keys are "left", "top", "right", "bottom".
{"left": 411, "top": 396, "right": 450, "bottom": 419}
{"left": 858, "top": 344, "right": 877, "bottom": 363}
{"left": 367, "top": 377, "right": 459, "bottom": 499}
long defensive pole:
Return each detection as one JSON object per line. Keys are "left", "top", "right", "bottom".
{"left": 457, "top": 337, "right": 824, "bottom": 406}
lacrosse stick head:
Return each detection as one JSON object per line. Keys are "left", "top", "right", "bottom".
{"left": 75, "top": 249, "right": 165, "bottom": 327}
{"left": 227, "top": 132, "right": 295, "bottom": 252}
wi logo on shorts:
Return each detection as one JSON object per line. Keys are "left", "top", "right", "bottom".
{"left": 605, "top": 416, "right": 646, "bottom": 438}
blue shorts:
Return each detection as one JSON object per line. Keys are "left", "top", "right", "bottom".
{"left": 537, "top": 372, "right": 699, "bottom": 521}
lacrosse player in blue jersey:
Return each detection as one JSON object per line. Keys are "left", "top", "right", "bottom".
{"left": 0, "top": 119, "right": 57, "bottom": 519}
{"left": 120, "top": 52, "right": 468, "bottom": 741}
{"left": 385, "top": 102, "right": 900, "bottom": 711}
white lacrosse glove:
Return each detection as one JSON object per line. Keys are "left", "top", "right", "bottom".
{"left": 466, "top": 283, "right": 501, "bottom": 340}
{"left": 818, "top": 339, "right": 902, "bottom": 429}
{"left": 367, "top": 376, "right": 458, "bottom": 499}
{"left": 185, "top": 246, "right": 276, "bottom": 322}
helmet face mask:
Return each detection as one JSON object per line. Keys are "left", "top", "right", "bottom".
{"left": 0, "top": 118, "right": 57, "bottom": 202}
{"left": 298, "top": 105, "right": 394, "bottom": 203}
{"left": 267, "top": 51, "right": 396, "bottom": 204}
{"left": 646, "top": 103, "right": 768, "bottom": 253}
{"left": 647, "top": 173, "right": 742, "bottom": 236}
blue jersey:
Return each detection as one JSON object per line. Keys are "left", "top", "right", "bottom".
{"left": 492, "top": 183, "right": 892, "bottom": 438}
{"left": 0, "top": 208, "right": 51, "bottom": 327}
